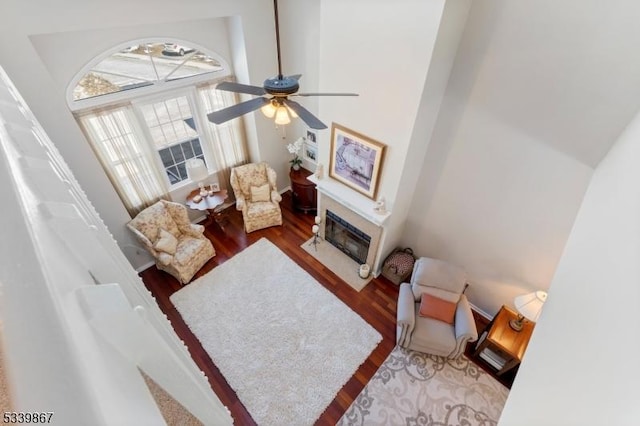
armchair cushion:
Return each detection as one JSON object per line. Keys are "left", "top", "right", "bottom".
{"left": 411, "top": 257, "right": 466, "bottom": 302}
{"left": 411, "top": 314, "right": 457, "bottom": 355}
{"left": 236, "top": 162, "right": 267, "bottom": 196}
{"left": 154, "top": 228, "right": 178, "bottom": 255}
{"left": 419, "top": 294, "right": 456, "bottom": 324}
{"left": 250, "top": 183, "right": 271, "bottom": 202}
{"left": 157, "top": 252, "right": 173, "bottom": 266}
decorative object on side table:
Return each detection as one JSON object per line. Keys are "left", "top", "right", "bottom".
{"left": 509, "top": 290, "right": 548, "bottom": 331}
{"left": 474, "top": 305, "right": 535, "bottom": 376}
{"left": 186, "top": 188, "right": 228, "bottom": 228}
{"left": 208, "top": 182, "right": 220, "bottom": 196}
{"left": 329, "top": 123, "right": 385, "bottom": 199}
{"left": 287, "top": 137, "right": 304, "bottom": 171}
{"left": 186, "top": 158, "right": 209, "bottom": 197}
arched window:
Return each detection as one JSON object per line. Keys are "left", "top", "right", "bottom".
{"left": 71, "top": 40, "right": 247, "bottom": 216}
{"left": 70, "top": 41, "right": 229, "bottom": 105}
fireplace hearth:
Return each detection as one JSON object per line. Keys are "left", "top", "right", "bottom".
{"left": 325, "top": 210, "right": 371, "bottom": 264}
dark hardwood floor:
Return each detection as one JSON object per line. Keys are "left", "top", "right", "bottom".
{"left": 139, "top": 191, "right": 512, "bottom": 425}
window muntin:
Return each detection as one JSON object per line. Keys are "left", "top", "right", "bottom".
{"left": 139, "top": 95, "right": 207, "bottom": 185}
{"left": 73, "top": 42, "right": 224, "bottom": 101}
{"left": 158, "top": 139, "right": 205, "bottom": 185}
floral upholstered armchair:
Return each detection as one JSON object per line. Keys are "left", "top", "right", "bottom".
{"left": 230, "top": 162, "right": 283, "bottom": 233}
{"left": 127, "top": 200, "right": 215, "bottom": 284}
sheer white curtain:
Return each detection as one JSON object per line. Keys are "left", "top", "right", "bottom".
{"left": 198, "top": 82, "right": 249, "bottom": 196}
{"left": 78, "top": 105, "right": 168, "bottom": 216}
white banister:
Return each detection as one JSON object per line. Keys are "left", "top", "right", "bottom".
{"left": 0, "top": 66, "right": 232, "bottom": 425}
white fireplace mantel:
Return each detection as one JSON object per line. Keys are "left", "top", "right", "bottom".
{"left": 308, "top": 175, "right": 391, "bottom": 226}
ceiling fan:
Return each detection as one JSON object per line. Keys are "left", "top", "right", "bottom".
{"left": 206, "top": 0, "right": 358, "bottom": 130}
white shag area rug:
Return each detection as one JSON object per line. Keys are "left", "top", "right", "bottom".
{"left": 170, "top": 238, "right": 382, "bottom": 426}
{"left": 338, "top": 347, "right": 509, "bottom": 426}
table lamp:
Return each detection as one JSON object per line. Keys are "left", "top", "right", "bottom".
{"left": 186, "top": 158, "right": 209, "bottom": 197}
{"left": 509, "top": 290, "right": 547, "bottom": 331}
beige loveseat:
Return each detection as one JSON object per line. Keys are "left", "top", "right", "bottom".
{"left": 127, "top": 200, "right": 215, "bottom": 284}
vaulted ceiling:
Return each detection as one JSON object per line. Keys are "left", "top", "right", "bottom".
{"left": 453, "top": 0, "right": 640, "bottom": 168}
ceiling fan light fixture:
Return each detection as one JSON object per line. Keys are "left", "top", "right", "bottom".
{"left": 261, "top": 101, "right": 277, "bottom": 118}
{"left": 285, "top": 104, "right": 298, "bottom": 118}
{"left": 274, "top": 105, "right": 291, "bottom": 125}
{"left": 205, "top": 0, "right": 356, "bottom": 130}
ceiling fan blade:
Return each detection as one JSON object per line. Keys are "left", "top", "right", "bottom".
{"left": 283, "top": 99, "right": 327, "bottom": 130}
{"left": 294, "top": 92, "right": 359, "bottom": 97}
{"left": 207, "top": 97, "right": 270, "bottom": 124}
{"left": 216, "top": 81, "right": 266, "bottom": 96}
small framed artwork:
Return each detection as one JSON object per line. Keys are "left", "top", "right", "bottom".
{"left": 329, "top": 123, "right": 385, "bottom": 199}
{"left": 303, "top": 142, "right": 318, "bottom": 164}
{"left": 209, "top": 182, "right": 220, "bottom": 192}
{"left": 306, "top": 129, "right": 317, "bottom": 144}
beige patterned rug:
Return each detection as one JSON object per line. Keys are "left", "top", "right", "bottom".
{"left": 338, "top": 347, "right": 509, "bottom": 426}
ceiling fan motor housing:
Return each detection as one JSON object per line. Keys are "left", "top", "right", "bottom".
{"left": 264, "top": 76, "right": 299, "bottom": 95}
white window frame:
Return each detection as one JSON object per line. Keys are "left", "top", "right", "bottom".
{"left": 131, "top": 87, "right": 219, "bottom": 190}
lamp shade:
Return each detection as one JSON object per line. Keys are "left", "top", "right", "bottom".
{"left": 514, "top": 290, "right": 547, "bottom": 322}
{"left": 274, "top": 106, "right": 291, "bottom": 125}
{"left": 186, "top": 158, "right": 208, "bottom": 182}
{"left": 261, "top": 101, "right": 277, "bottom": 118}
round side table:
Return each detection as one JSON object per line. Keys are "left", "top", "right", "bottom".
{"left": 185, "top": 188, "right": 228, "bottom": 228}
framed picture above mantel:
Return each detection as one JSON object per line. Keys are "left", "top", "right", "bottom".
{"left": 329, "top": 123, "right": 385, "bottom": 200}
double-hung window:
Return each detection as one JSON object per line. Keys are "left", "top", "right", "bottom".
{"left": 137, "top": 95, "right": 206, "bottom": 186}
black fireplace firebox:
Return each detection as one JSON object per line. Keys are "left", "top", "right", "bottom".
{"left": 325, "top": 210, "right": 371, "bottom": 264}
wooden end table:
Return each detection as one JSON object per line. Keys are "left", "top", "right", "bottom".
{"left": 289, "top": 167, "right": 317, "bottom": 214}
{"left": 473, "top": 305, "right": 535, "bottom": 376}
{"left": 185, "top": 188, "right": 228, "bottom": 228}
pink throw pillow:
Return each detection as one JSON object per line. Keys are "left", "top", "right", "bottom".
{"left": 418, "top": 294, "right": 457, "bottom": 324}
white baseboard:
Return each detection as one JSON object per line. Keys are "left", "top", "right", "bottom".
{"left": 135, "top": 260, "right": 156, "bottom": 273}
{"left": 469, "top": 302, "right": 494, "bottom": 321}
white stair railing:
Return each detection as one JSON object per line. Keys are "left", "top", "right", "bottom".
{"left": 0, "top": 67, "right": 233, "bottom": 425}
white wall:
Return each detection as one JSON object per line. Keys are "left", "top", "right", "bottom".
{"left": 315, "top": 0, "right": 475, "bottom": 267}
{"left": 400, "top": 0, "right": 640, "bottom": 316}
{"left": 499, "top": 107, "right": 640, "bottom": 426}
{"left": 279, "top": 0, "right": 321, "bottom": 129}
{"left": 406, "top": 105, "right": 592, "bottom": 315}
{"left": 0, "top": 0, "right": 283, "bottom": 269}
{"left": 317, "top": 0, "right": 445, "bottom": 201}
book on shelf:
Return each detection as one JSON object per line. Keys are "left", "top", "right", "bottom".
{"left": 479, "top": 347, "right": 507, "bottom": 370}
